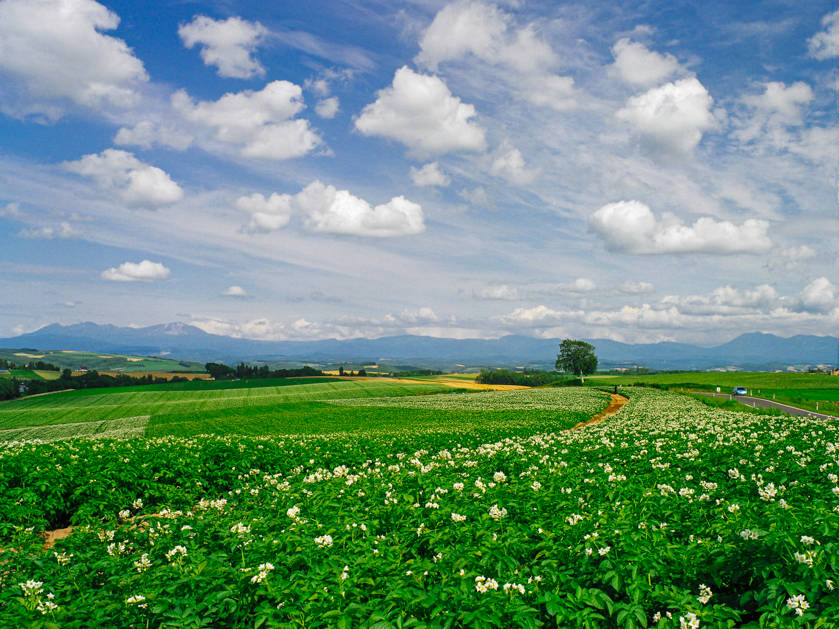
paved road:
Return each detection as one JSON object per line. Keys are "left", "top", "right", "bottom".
{"left": 696, "top": 391, "right": 836, "bottom": 420}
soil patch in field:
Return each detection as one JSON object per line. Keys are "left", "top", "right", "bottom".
{"left": 571, "top": 393, "right": 627, "bottom": 430}
{"left": 42, "top": 527, "right": 73, "bottom": 550}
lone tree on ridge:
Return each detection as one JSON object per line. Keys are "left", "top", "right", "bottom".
{"left": 556, "top": 339, "right": 598, "bottom": 382}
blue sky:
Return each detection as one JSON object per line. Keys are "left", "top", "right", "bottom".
{"left": 1, "top": 0, "right": 838, "bottom": 344}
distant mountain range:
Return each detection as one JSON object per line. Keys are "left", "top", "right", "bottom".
{"left": 0, "top": 322, "right": 837, "bottom": 371}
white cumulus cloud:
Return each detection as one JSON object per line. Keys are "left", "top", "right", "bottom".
{"left": 798, "top": 277, "right": 837, "bottom": 313}
{"left": 236, "top": 192, "right": 293, "bottom": 234}
{"left": 63, "top": 149, "right": 183, "bottom": 208}
{"left": 179, "top": 15, "right": 266, "bottom": 79}
{"left": 766, "top": 245, "right": 816, "bottom": 271}
{"left": 808, "top": 9, "right": 839, "bottom": 59}
{"left": 616, "top": 280, "right": 655, "bottom": 295}
{"left": 617, "top": 77, "right": 718, "bottom": 157}
{"left": 221, "top": 285, "right": 248, "bottom": 297}
{"left": 355, "top": 66, "right": 486, "bottom": 158}
{"left": 236, "top": 182, "right": 425, "bottom": 238}
{"left": 490, "top": 143, "right": 538, "bottom": 185}
{"left": 0, "top": 0, "right": 147, "bottom": 117}
{"left": 296, "top": 181, "right": 425, "bottom": 237}
{"left": 661, "top": 284, "right": 780, "bottom": 315}
{"left": 0, "top": 202, "right": 23, "bottom": 218}
{"left": 114, "top": 121, "right": 193, "bottom": 151}
{"left": 589, "top": 200, "right": 772, "bottom": 255}
{"left": 101, "top": 260, "right": 170, "bottom": 282}
{"left": 415, "top": 0, "right": 577, "bottom": 111}
{"left": 18, "top": 222, "right": 81, "bottom": 239}
{"left": 315, "top": 96, "right": 340, "bottom": 119}
{"left": 473, "top": 284, "right": 518, "bottom": 300}
{"left": 567, "top": 278, "right": 597, "bottom": 293}
{"left": 610, "top": 38, "right": 682, "bottom": 88}
{"left": 734, "top": 81, "right": 814, "bottom": 149}
{"left": 410, "top": 162, "right": 450, "bottom": 187}
{"left": 173, "top": 81, "right": 321, "bottom": 160}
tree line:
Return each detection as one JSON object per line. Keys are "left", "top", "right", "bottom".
{"left": 475, "top": 340, "right": 599, "bottom": 387}
{"left": 204, "top": 363, "right": 323, "bottom": 380}
{"left": 0, "top": 358, "right": 62, "bottom": 371}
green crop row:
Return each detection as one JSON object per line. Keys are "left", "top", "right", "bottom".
{"left": 330, "top": 387, "right": 610, "bottom": 414}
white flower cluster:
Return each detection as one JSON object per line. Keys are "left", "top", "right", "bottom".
{"left": 786, "top": 594, "right": 809, "bottom": 616}
{"left": 19, "top": 581, "right": 58, "bottom": 615}
{"left": 133, "top": 553, "right": 152, "bottom": 573}
{"left": 19, "top": 580, "right": 43, "bottom": 597}
{"left": 488, "top": 504, "right": 507, "bottom": 521}
{"left": 165, "top": 545, "right": 187, "bottom": 561}
{"left": 251, "top": 562, "right": 274, "bottom": 584}
{"left": 503, "top": 582, "right": 525, "bottom": 594}
{"left": 230, "top": 522, "right": 251, "bottom": 536}
{"left": 697, "top": 583, "right": 712, "bottom": 604}
{"left": 107, "top": 542, "right": 127, "bottom": 556}
{"left": 474, "top": 576, "right": 499, "bottom": 593}
{"left": 53, "top": 551, "right": 72, "bottom": 566}
{"left": 758, "top": 482, "right": 777, "bottom": 501}
{"left": 566, "top": 513, "right": 584, "bottom": 526}
{"left": 794, "top": 550, "right": 816, "bottom": 567}
{"left": 314, "top": 534, "right": 333, "bottom": 548}
{"left": 451, "top": 512, "right": 466, "bottom": 522}
{"left": 679, "top": 612, "right": 699, "bottom": 629}
{"left": 197, "top": 497, "right": 227, "bottom": 510}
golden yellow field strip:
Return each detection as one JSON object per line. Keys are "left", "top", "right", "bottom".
{"left": 13, "top": 352, "right": 44, "bottom": 359}
{"left": 33, "top": 370, "right": 61, "bottom": 380}
{"left": 339, "top": 375, "right": 527, "bottom": 391}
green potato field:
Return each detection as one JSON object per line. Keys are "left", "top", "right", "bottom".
{"left": 1, "top": 382, "right": 838, "bottom": 627}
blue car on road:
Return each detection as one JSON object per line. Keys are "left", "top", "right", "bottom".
{"left": 733, "top": 386, "right": 747, "bottom": 395}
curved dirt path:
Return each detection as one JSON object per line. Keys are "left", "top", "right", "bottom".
{"left": 570, "top": 393, "right": 627, "bottom": 430}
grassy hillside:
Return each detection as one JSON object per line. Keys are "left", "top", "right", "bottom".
{"left": 0, "top": 348, "right": 205, "bottom": 373}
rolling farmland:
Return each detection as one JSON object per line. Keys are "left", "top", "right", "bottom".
{"left": 1, "top": 379, "right": 838, "bottom": 626}
{"left": 0, "top": 348, "right": 206, "bottom": 374}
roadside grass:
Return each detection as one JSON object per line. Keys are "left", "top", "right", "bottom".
{"left": 588, "top": 372, "right": 839, "bottom": 417}
{"left": 587, "top": 371, "right": 838, "bottom": 390}
{"left": 681, "top": 391, "right": 788, "bottom": 417}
